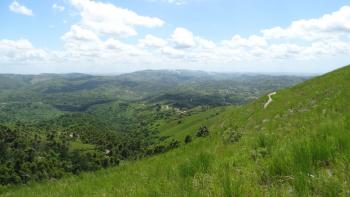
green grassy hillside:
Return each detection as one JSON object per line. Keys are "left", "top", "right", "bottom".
{"left": 1, "top": 66, "right": 349, "bottom": 196}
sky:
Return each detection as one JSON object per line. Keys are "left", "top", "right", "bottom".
{"left": 0, "top": 0, "right": 350, "bottom": 74}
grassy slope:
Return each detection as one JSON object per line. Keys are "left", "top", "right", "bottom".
{"left": 1, "top": 66, "right": 350, "bottom": 196}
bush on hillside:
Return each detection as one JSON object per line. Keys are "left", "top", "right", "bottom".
{"left": 169, "top": 139, "right": 180, "bottom": 149}
{"left": 196, "top": 126, "right": 209, "bottom": 137}
{"left": 222, "top": 128, "right": 242, "bottom": 144}
{"left": 184, "top": 135, "right": 192, "bottom": 143}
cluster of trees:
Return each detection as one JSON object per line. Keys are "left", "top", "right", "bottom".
{"left": 0, "top": 124, "right": 121, "bottom": 185}
{"left": 0, "top": 122, "right": 163, "bottom": 185}
{"left": 63, "top": 124, "right": 159, "bottom": 160}
{"left": 0, "top": 110, "right": 211, "bottom": 186}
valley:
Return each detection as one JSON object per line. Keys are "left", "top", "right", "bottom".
{"left": 1, "top": 66, "right": 350, "bottom": 196}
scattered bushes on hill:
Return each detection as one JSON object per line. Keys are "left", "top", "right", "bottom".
{"left": 146, "top": 139, "right": 181, "bottom": 155}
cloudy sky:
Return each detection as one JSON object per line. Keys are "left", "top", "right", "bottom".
{"left": 0, "top": 0, "right": 350, "bottom": 74}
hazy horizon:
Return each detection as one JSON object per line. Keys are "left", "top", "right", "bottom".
{"left": 0, "top": 68, "right": 321, "bottom": 76}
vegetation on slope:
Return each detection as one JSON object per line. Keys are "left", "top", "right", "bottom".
{"left": 1, "top": 65, "right": 349, "bottom": 196}
{"left": 0, "top": 70, "right": 308, "bottom": 188}
{"left": 0, "top": 70, "right": 307, "bottom": 124}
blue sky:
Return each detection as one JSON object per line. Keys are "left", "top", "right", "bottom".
{"left": 0, "top": 0, "right": 350, "bottom": 74}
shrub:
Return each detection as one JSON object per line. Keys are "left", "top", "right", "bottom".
{"left": 223, "top": 128, "right": 242, "bottom": 144}
{"left": 169, "top": 139, "right": 180, "bottom": 149}
{"left": 250, "top": 147, "right": 268, "bottom": 160}
{"left": 153, "top": 145, "right": 166, "bottom": 154}
{"left": 196, "top": 126, "right": 209, "bottom": 137}
{"left": 184, "top": 135, "right": 192, "bottom": 144}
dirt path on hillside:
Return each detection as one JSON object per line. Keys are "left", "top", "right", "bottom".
{"left": 264, "top": 92, "right": 276, "bottom": 109}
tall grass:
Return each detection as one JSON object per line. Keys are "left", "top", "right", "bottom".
{"left": 219, "top": 163, "right": 244, "bottom": 197}
{"left": 178, "top": 152, "right": 213, "bottom": 178}
{"left": 262, "top": 119, "right": 350, "bottom": 195}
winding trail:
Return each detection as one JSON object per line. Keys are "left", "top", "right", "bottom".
{"left": 264, "top": 92, "right": 277, "bottom": 109}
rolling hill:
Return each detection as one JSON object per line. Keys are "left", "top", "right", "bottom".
{"left": 1, "top": 65, "right": 349, "bottom": 196}
{"left": 0, "top": 70, "right": 306, "bottom": 129}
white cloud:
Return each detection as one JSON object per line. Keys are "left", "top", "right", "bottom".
{"left": 2, "top": 4, "right": 350, "bottom": 73}
{"left": 195, "top": 37, "right": 216, "bottom": 49}
{"left": 223, "top": 35, "right": 267, "bottom": 48}
{"left": 9, "top": 1, "right": 33, "bottom": 16}
{"left": 61, "top": 25, "right": 103, "bottom": 59}
{"left": 161, "top": 47, "right": 185, "bottom": 58}
{"left": 61, "top": 25, "right": 145, "bottom": 62}
{"left": 104, "top": 38, "right": 143, "bottom": 56}
{"left": 304, "top": 39, "right": 350, "bottom": 57}
{"left": 70, "top": 0, "right": 164, "bottom": 37}
{"left": 171, "top": 27, "right": 196, "bottom": 49}
{"left": 262, "top": 6, "right": 350, "bottom": 40}
{"left": 62, "top": 25, "right": 100, "bottom": 43}
{"left": 139, "top": 35, "right": 168, "bottom": 48}
{"left": 52, "top": 4, "right": 65, "bottom": 12}
{"left": 267, "top": 44, "right": 304, "bottom": 59}
{"left": 0, "top": 39, "right": 49, "bottom": 63}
